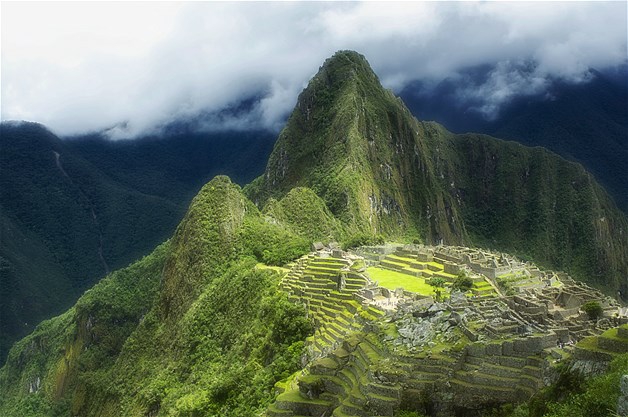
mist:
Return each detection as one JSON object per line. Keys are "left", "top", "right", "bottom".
{"left": 2, "top": 2, "right": 626, "bottom": 139}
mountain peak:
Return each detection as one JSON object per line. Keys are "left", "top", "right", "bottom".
{"left": 318, "top": 50, "right": 375, "bottom": 78}
{"left": 247, "top": 51, "right": 628, "bottom": 295}
{"left": 303, "top": 50, "right": 382, "bottom": 99}
{"left": 247, "top": 50, "right": 459, "bottom": 240}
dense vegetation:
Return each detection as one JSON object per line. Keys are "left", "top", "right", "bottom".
{"left": 0, "top": 241, "right": 169, "bottom": 416}
{"left": 0, "top": 123, "right": 274, "bottom": 363}
{"left": 247, "top": 50, "right": 628, "bottom": 297}
{"left": 1, "top": 51, "right": 626, "bottom": 417}
{"left": 399, "top": 66, "right": 628, "bottom": 212}
{"left": 0, "top": 177, "right": 314, "bottom": 416}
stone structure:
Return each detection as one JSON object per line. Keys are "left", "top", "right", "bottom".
{"left": 619, "top": 307, "right": 628, "bottom": 324}
{"left": 267, "top": 244, "right": 624, "bottom": 417}
{"left": 431, "top": 245, "right": 528, "bottom": 279}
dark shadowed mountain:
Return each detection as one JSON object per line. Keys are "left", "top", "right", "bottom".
{"left": 66, "top": 129, "right": 276, "bottom": 205}
{"left": 398, "top": 65, "right": 628, "bottom": 211}
{"left": 0, "top": 122, "right": 275, "bottom": 363}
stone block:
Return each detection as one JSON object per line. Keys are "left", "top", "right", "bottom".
{"left": 598, "top": 335, "right": 628, "bottom": 353}
{"left": 443, "top": 262, "right": 461, "bottom": 275}
{"left": 554, "top": 328, "right": 570, "bottom": 342}
{"left": 311, "top": 242, "right": 325, "bottom": 251}
{"left": 513, "top": 335, "right": 556, "bottom": 354}
{"left": 486, "top": 343, "right": 502, "bottom": 356}
{"left": 417, "top": 252, "right": 433, "bottom": 262}
{"left": 467, "top": 343, "right": 486, "bottom": 357}
{"left": 363, "top": 290, "right": 375, "bottom": 300}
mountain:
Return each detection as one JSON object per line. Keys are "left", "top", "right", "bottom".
{"left": 0, "top": 122, "right": 183, "bottom": 363}
{"left": 66, "top": 129, "right": 276, "bottom": 204}
{"left": 0, "top": 122, "right": 275, "bottom": 364}
{"left": 398, "top": 66, "right": 628, "bottom": 211}
{"left": 0, "top": 176, "right": 316, "bottom": 416}
{"left": 247, "top": 51, "right": 628, "bottom": 297}
{"left": 1, "top": 51, "right": 627, "bottom": 417}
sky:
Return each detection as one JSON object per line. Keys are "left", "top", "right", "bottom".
{"left": 1, "top": 1, "right": 627, "bottom": 139}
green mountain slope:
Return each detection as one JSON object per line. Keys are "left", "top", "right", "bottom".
{"left": 247, "top": 50, "right": 628, "bottom": 296}
{"left": 399, "top": 67, "right": 628, "bottom": 212}
{"left": 0, "top": 123, "right": 182, "bottom": 363}
{"left": 1, "top": 51, "right": 626, "bottom": 417}
{"left": 0, "top": 176, "right": 314, "bottom": 416}
{"left": 0, "top": 123, "right": 275, "bottom": 364}
{"left": 445, "top": 133, "right": 627, "bottom": 292}
{"left": 489, "top": 71, "right": 628, "bottom": 212}
{"left": 246, "top": 52, "right": 465, "bottom": 243}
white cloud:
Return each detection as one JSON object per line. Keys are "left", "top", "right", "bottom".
{"left": 1, "top": 1, "right": 626, "bottom": 138}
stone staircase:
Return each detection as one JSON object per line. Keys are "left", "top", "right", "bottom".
{"left": 280, "top": 254, "right": 385, "bottom": 359}
{"left": 267, "top": 332, "right": 401, "bottom": 417}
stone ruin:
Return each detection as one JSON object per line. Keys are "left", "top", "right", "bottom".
{"left": 267, "top": 243, "right": 626, "bottom": 417}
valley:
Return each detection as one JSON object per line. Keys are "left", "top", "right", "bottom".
{"left": 1, "top": 51, "right": 626, "bottom": 417}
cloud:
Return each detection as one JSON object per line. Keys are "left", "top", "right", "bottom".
{"left": 1, "top": 1, "right": 626, "bottom": 138}
{"left": 453, "top": 60, "right": 553, "bottom": 120}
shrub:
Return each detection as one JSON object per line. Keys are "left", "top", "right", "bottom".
{"left": 581, "top": 301, "right": 603, "bottom": 321}
{"left": 341, "top": 233, "right": 384, "bottom": 250}
{"left": 426, "top": 277, "right": 446, "bottom": 288}
{"left": 452, "top": 276, "right": 473, "bottom": 292}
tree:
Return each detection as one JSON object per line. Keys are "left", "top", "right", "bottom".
{"left": 452, "top": 275, "right": 473, "bottom": 292}
{"left": 581, "top": 301, "right": 603, "bottom": 321}
{"left": 426, "top": 277, "right": 446, "bottom": 288}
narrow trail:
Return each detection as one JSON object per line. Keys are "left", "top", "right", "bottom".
{"left": 54, "top": 151, "right": 111, "bottom": 275}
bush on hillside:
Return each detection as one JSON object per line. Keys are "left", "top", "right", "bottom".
{"left": 581, "top": 301, "right": 603, "bottom": 321}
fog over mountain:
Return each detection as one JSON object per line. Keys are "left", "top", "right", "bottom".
{"left": 2, "top": 2, "right": 626, "bottom": 138}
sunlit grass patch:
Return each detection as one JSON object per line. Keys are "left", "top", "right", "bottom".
{"left": 367, "top": 267, "right": 436, "bottom": 296}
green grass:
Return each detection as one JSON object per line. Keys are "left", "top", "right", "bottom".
{"left": 366, "top": 267, "right": 436, "bottom": 296}
{"left": 599, "top": 327, "right": 628, "bottom": 344}
{"left": 276, "top": 389, "right": 330, "bottom": 405}
{"left": 386, "top": 254, "right": 416, "bottom": 263}
{"left": 255, "top": 263, "right": 290, "bottom": 275}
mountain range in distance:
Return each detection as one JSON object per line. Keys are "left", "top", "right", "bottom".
{"left": 0, "top": 123, "right": 275, "bottom": 362}
{"left": 0, "top": 49, "right": 628, "bottom": 374}
{"left": 1, "top": 50, "right": 626, "bottom": 417}
{"left": 398, "top": 64, "right": 628, "bottom": 212}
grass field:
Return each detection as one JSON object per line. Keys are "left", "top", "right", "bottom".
{"left": 255, "top": 263, "right": 290, "bottom": 275}
{"left": 366, "top": 267, "right": 436, "bottom": 296}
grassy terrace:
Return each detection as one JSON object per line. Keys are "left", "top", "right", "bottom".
{"left": 366, "top": 266, "right": 435, "bottom": 296}
{"left": 256, "top": 263, "right": 290, "bottom": 275}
